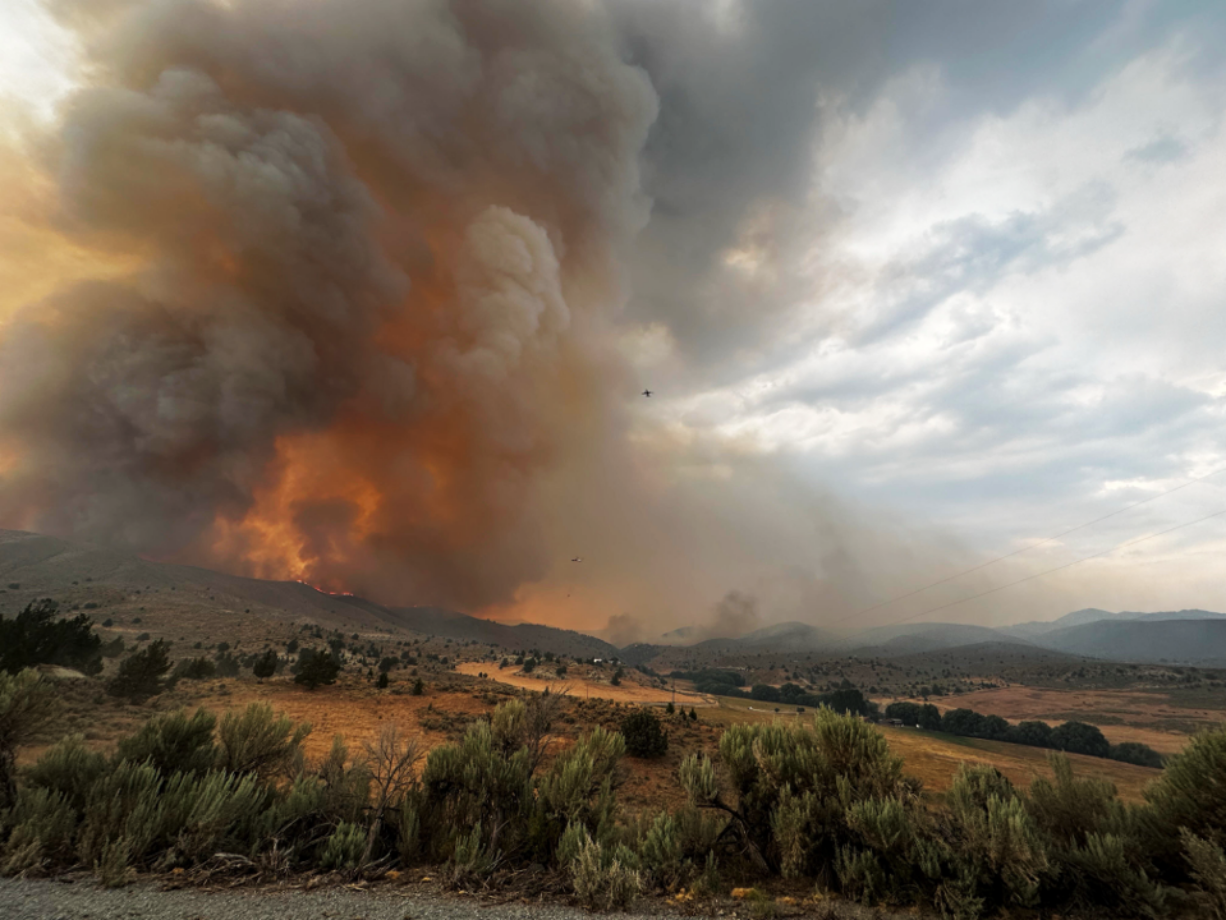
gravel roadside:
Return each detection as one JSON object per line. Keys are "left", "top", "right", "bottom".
{"left": 0, "top": 878, "right": 684, "bottom": 920}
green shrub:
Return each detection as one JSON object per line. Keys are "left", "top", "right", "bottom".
{"left": 450, "top": 821, "right": 498, "bottom": 884}
{"left": 1028, "top": 754, "right": 1164, "bottom": 916}
{"left": 1, "top": 786, "right": 77, "bottom": 875}
{"left": 397, "top": 798, "right": 422, "bottom": 864}
{"left": 940, "top": 765, "right": 1048, "bottom": 915}
{"left": 630, "top": 801, "right": 726, "bottom": 888}
{"left": 1181, "top": 829, "right": 1226, "bottom": 920}
{"left": 151, "top": 770, "right": 265, "bottom": 866}
{"left": 682, "top": 709, "right": 919, "bottom": 879}
{"left": 569, "top": 829, "right": 642, "bottom": 910}
{"left": 116, "top": 709, "right": 217, "bottom": 777}
{"left": 620, "top": 709, "right": 667, "bottom": 759}
{"left": 415, "top": 719, "right": 534, "bottom": 865}
{"left": 94, "top": 837, "right": 135, "bottom": 888}
{"left": 533, "top": 725, "right": 624, "bottom": 857}
{"left": 320, "top": 821, "right": 366, "bottom": 871}
{"left": 256, "top": 773, "right": 328, "bottom": 847}
{"left": 24, "top": 734, "right": 107, "bottom": 810}
{"left": 410, "top": 699, "right": 621, "bottom": 873}
{"left": 216, "top": 703, "right": 310, "bottom": 784}
{"left": 0, "top": 669, "right": 58, "bottom": 810}
{"left": 76, "top": 759, "right": 162, "bottom": 872}
{"left": 314, "top": 735, "right": 373, "bottom": 827}
{"left": 835, "top": 845, "right": 892, "bottom": 907}
{"left": 1144, "top": 725, "right": 1226, "bottom": 875}
{"left": 637, "top": 812, "right": 684, "bottom": 888}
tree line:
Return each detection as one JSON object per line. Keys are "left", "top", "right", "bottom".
{"left": 884, "top": 701, "right": 1164, "bottom": 768}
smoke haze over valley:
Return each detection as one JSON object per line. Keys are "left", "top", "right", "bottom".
{"left": 3, "top": 0, "right": 1226, "bottom": 643}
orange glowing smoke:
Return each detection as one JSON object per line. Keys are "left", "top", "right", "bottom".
{"left": 0, "top": 0, "right": 658, "bottom": 617}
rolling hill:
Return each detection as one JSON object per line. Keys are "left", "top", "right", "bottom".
{"left": 389, "top": 606, "right": 619, "bottom": 658}
{"left": 0, "top": 530, "right": 618, "bottom": 659}
{"left": 1003, "top": 607, "right": 1226, "bottom": 638}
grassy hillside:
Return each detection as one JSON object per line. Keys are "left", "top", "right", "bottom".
{"left": 0, "top": 530, "right": 618, "bottom": 659}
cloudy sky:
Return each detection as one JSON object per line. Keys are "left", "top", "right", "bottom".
{"left": 2, "top": 0, "right": 1225, "bottom": 635}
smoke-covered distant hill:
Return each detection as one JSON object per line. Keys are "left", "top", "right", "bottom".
{"left": 633, "top": 610, "right": 1226, "bottom": 668}
{"left": 1001, "top": 607, "right": 1226, "bottom": 639}
{"left": 388, "top": 606, "right": 619, "bottom": 658}
{"left": 0, "top": 530, "right": 618, "bottom": 659}
{"left": 1029, "top": 619, "right": 1226, "bottom": 666}
{"left": 836, "top": 622, "right": 1027, "bottom": 655}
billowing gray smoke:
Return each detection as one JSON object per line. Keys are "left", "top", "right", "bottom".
{"left": 0, "top": 0, "right": 659, "bottom": 611}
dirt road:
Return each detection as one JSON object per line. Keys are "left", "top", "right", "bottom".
{"left": 0, "top": 878, "right": 646, "bottom": 920}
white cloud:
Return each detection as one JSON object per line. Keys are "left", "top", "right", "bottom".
{"left": 0, "top": 0, "right": 80, "bottom": 124}
{"left": 665, "top": 26, "right": 1226, "bottom": 617}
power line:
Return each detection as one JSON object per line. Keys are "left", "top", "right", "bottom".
{"left": 841, "top": 505, "right": 1226, "bottom": 639}
{"left": 826, "top": 464, "right": 1226, "bottom": 629}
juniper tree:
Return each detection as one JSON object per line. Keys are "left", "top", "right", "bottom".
{"left": 252, "top": 649, "right": 278, "bottom": 679}
{"left": 0, "top": 599, "right": 103, "bottom": 675}
{"left": 107, "top": 639, "right": 172, "bottom": 701}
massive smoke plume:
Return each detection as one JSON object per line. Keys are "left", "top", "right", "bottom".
{"left": 0, "top": 0, "right": 660, "bottom": 606}
{"left": 1, "top": 0, "right": 1022, "bottom": 638}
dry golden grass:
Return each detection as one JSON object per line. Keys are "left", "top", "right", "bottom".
{"left": 454, "top": 661, "right": 711, "bottom": 705}
{"left": 180, "top": 677, "right": 499, "bottom": 759}
{"left": 22, "top": 671, "right": 505, "bottom": 764}
{"left": 23, "top": 670, "right": 1163, "bottom": 808}
{"left": 700, "top": 694, "right": 1161, "bottom": 803}
{"left": 876, "top": 725, "right": 1159, "bottom": 802}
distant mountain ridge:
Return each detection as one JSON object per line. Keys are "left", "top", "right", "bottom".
{"left": 638, "top": 609, "right": 1226, "bottom": 666}
{"left": 1002, "top": 607, "right": 1226, "bottom": 639}
{"left": 1028, "top": 618, "right": 1226, "bottom": 666}
{"left": 4, "top": 528, "right": 1224, "bottom": 666}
